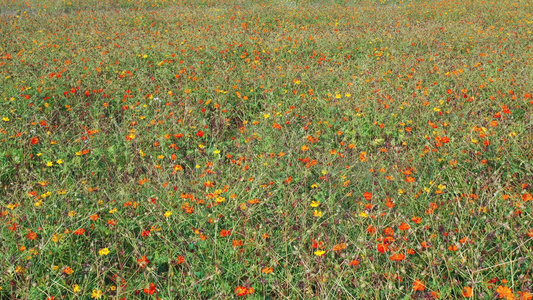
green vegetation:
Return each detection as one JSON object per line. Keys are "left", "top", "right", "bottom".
{"left": 0, "top": 0, "right": 532, "bottom": 298}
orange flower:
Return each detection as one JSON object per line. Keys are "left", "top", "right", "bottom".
{"left": 463, "top": 286, "right": 473, "bottom": 298}
{"left": 522, "top": 193, "right": 532, "bottom": 201}
{"left": 73, "top": 228, "right": 85, "bottom": 236}
{"left": 235, "top": 286, "right": 248, "bottom": 296}
{"left": 349, "top": 260, "right": 360, "bottom": 266}
{"left": 232, "top": 240, "right": 243, "bottom": 247}
{"left": 496, "top": 286, "right": 514, "bottom": 300}
{"left": 262, "top": 267, "right": 274, "bottom": 274}
{"left": 366, "top": 225, "right": 376, "bottom": 234}
{"left": 333, "top": 243, "right": 346, "bottom": 252}
{"left": 405, "top": 176, "right": 416, "bottom": 183}
{"left": 412, "top": 280, "right": 425, "bottom": 291}
{"left": 398, "top": 222, "right": 410, "bottom": 231}
{"left": 27, "top": 231, "right": 38, "bottom": 240}
{"left": 359, "top": 151, "right": 367, "bottom": 162}
{"left": 518, "top": 291, "right": 532, "bottom": 300}
{"left": 390, "top": 253, "right": 405, "bottom": 261}
{"left": 377, "top": 243, "right": 388, "bottom": 253}
{"left": 143, "top": 283, "right": 156, "bottom": 295}
{"left": 30, "top": 137, "right": 39, "bottom": 145}
{"left": 412, "top": 216, "right": 422, "bottom": 224}
{"left": 384, "top": 227, "right": 395, "bottom": 236}
{"left": 448, "top": 245, "right": 459, "bottom": 251}
{"left": 220, "top": 229, "right": 231, "bottom": 237}
{"left": 175, "top": 255, "right": 185, "bottom": 265}
{"left": 137, "top": 255, "right": 149, "bottom": 268}
{"left": 363, "top": 192, "right": 372, "bottom": 200}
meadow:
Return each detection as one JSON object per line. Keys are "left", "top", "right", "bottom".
{"left": 0, "top": 0, "right": 532, "bottom": 298}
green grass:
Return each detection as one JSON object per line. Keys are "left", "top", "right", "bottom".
{"left": 0, "top": 0, "right": 532, "bottom": 298}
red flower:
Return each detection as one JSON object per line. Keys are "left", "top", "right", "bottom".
{"left": 377, "top": 243, "right": 388, "bottom": 253}
{"left": 234, "top": 286, "right": 253, "bottom": 296}
{"left": 175, "top": 255, "right": 185, "bottom": 265}
{"left": 73, "top": 228, "right": 85, "bottom": 235}
{"left": 143, "top": 283, "right": 156, "bottom": 295}
{"left": 235, "top": 286, "right": 247, "bottom": 296}
{"left": 137, "top": 256, "right": 149, "bottom": 268}
{"left": 27, "top": 231, "right": 38, "bottom": 240}
{"left": 30, "top": 137, "right": 39, "bottom": 145}
{"left": 220, "top": 229, "right": 231, "bottom": 237}
{"left": 197, "top": 130, "right": 204, "bottom": 138}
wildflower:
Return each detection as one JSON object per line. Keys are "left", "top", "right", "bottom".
{"left": 262, "top": 267, "right": 274, "bottom": 274}
{"left": 522, "top": 193, "right": 532, "bottom": 202}
{"left": 496, "top": 286, "right": 514, "bottom": 300}
{"left": 143, "top": 283, "right": 156, "bottom": 295}
{"left": 390, "top": 253, "right": 405, "bottom": 261}
{"left": 310, "top": 201, "right": 320, "bottom": 207}
{"left": 398, "top": 223, "right": 410, "bottom": 231}
{"left": 164, "top": 211, "right": 173, "bottom": 218}
{"left": 63, "top": 267, "right": 74, "bottom": 275}
{"left": 137, "top": 256, "right": 149, "bottom": 268}
{"left": 98, "top": 248, "right": 110, "bottom": 256}
{"left": 313, "top": 210, "right": 322, "bottom": 217}
{"left": 72, "top": 284, "right": 80, "bottom": 293}
{"left": 91, "top": 290, "right": 103, "bottom": 299}
{"left": 30, "top": 137, "right": 39, "bottom": 145}
{"left": 235, "top": 286, "right": 248, "bottom": 296}
{"left": 27, "top": 231, "right": 37, "bottom": 240}
{"left": 349, "top": 260, "right": 360, "bottom": 266}
{"left": 175, "top": 255, "right": 185, "bottom": 264}
{"left": 412, "top": 280, "right": 425, "bottom": 291}
{"left": 363, "top": 192, "right": 372, "bottom": 200}
{"left": 220, "top": 229, "right": 231, "bottom": 237}
{"left": 463, "top": 287, "right": 473, "bottom": 297}
{"left": 377, "top": 243, "right": 388, "bottom": 253}
{"left": 73, "top": 228, "right": 85, "bottom": 236}
{"left": 314, "top": 250, "right": 326, "bottom": 256}
{"left": 333, "top": 243, "right": 346, "bottom": 252}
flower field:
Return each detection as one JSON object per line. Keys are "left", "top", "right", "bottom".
{"left": 0, "top": 0, "right": 532, "bottom": 298}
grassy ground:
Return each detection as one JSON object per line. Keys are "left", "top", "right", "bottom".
{"left": 0, "top": 0, "right": 532, "bottom": 298}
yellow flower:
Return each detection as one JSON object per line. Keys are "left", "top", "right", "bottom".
{"left": 314, "top": 250, "right": 326, "bottom": 256}
{"left": 213, "top": 149, "right": 220, "bottom": 154}
{"left": 313, "top": 210, "right": 323, "bottom": 217}
{"left": 2, "top": 117, "right": 9, "bottom": 122}
{"left": 56, "top": 159, "right": 63, "bottom": 164}
{"left": 91, "top": 289, "right": 103, "bottom": 299}
{"left": 359, "top": 211, "right": 368, "bottom": 218}
{"left": 98, "top": 248, "right": 110, "bottom": 256}
{"left": 164, "top": 211, "right": 172, "bottom": 218}
{"left": 72, "top": 284, "right": 80, "bottom": 293}
{"left": 310, "top": 201, "right": 320, "bottom": 207}
{"left": 46, "top": 161, "right": 53, "bottom": 167}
